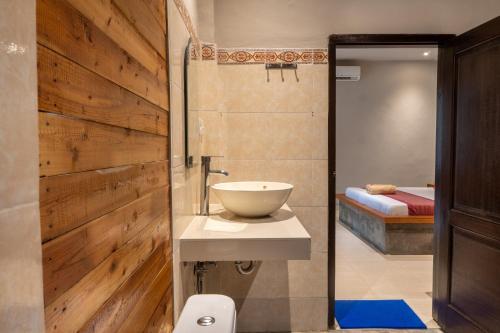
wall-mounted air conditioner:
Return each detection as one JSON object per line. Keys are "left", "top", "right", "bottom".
{"left": 336, "top": 66, "right": 361, "bottom": 81}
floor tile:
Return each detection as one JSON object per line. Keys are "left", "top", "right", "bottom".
{"left": 335, "top": 222, "right": 439, "bottom": 330}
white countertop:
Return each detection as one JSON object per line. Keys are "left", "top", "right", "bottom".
{"left": 179, "top": 204, "right": 311, "bottom": 261}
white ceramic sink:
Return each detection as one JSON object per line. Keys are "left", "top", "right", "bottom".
{"left": 211, "top": 181, "right": 293, "bottom": 218}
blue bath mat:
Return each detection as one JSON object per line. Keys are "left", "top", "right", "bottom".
{"left": 335, "top": 300, "right": 427, "bottom": 329}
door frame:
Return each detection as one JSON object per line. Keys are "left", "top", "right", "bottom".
{"left": 327, "top": 34, "right": 454, "bottom": 328}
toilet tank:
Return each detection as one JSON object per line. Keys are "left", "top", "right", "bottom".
{"left": 173, "top": 294, "right": 236, "bottom": 333}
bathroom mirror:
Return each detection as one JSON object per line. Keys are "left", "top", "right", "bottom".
{"left": 183, "top": 38, "right": 200, "bottom": 168}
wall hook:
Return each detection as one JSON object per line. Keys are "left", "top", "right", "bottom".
{"left": 265, "top": 63, "right": 298, "bottom": 83}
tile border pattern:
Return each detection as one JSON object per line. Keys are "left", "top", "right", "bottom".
{"left": 190, "top": 43, "right": 216, "bottom": 61}
{"left": 173, "top": 0, "right": 201, "bottom": 56}
{"left": 217, "top": 48, "right": 328, "bottom": 65}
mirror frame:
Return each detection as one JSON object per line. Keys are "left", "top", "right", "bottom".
{"left": 183, "top": 38, "right": 194, "bottom": 168}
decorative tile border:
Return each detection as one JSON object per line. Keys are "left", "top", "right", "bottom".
{"left": 217, "top": 48, "right": 328, "bottom": 64}
{"left": 173, "top": 0, "right": 201, "bottom": 55}
{"left": 191, "top": 43, "right": 216, "bottom": 61}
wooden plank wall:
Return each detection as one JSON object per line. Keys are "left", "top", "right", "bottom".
{"left": 36, "top": 0, "right": 173, "bottom": 332}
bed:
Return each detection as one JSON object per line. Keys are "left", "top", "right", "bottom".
{"left": 337, "top": 187, "right": 434, "bottom": 255}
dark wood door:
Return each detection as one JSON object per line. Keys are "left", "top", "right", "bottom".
{"left": 434, "top": 16, "right": 500, "bottom": 333}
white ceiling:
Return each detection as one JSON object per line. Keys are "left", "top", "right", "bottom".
{"left": 213, "top": 0, "right": 500, "bottom": 48}
{"left": 336, "top": 47, "right": 438, "bottom": 61}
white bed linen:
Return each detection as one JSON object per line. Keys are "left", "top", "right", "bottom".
{"left": 344, "top": 187, "right": 435, "bottom": 216}
{"left": 345, "top": 187, "right": 409, "bottom": 216}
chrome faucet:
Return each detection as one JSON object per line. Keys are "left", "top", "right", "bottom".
{"left": 200, "top": 156, "right": 229, "bottom": 216}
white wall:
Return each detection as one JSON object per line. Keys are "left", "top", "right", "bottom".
{"left": 336, "top": 61, "right": 437, "bottom": 193}
{"left": 214, "top": 0, "right": 500, "bottom": 48}
{"left": 0, "top": 1, "right": 45, "bottom": 331}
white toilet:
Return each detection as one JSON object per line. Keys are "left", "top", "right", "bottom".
{"left": 173, "top": 294, "right": 236, "bottom": 333}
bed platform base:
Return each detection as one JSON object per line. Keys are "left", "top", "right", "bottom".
{"left": 336, "top": 194, "right": 434, "bottom": 255}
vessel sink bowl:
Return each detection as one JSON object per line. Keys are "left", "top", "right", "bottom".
{"left": 211, "top": 181, "right": 293, "bottom": 218}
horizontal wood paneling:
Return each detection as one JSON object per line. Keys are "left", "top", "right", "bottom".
{"left": 37, "top": 0, "right": 168, "bottom": 109}
{"left": 118, "top": 262, "right": 172, "bottom": 332}
{"left": 66, "top": 0, "right": 166, "bottom": 70}
{"left": 39, "top": 112, "right": 167, "bottom": 176}
{"left": 38, "top": 45, "right": 168, "bottom": 136}
{"left": 40, "top": 161, "right": 168, "bottom": 242}
{"left": 113, "top": 0, "right": 167, "bottom": 59}
{"left": 79, "top": 244, "right": 168, "bottom": 333}
{"left": 144, "top": 285, "right": 174, "bottom": 333}
{"left": 44, "top": 214, "right": 167, "bottom": 332}
{"left": 38, "top": 0, "right": 172, "bottom": 331}
{"left": 43, "top": 186, "right": 168, "bottom": 305}
{"left": 142, "top": 0, "right": 167, "bottom": 35}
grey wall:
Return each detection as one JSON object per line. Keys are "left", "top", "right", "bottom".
{"left": 214, "top": 0, "right": 500, "bottom": 48}
{"left": 336, "top": 61, "right": 437, "bottom": 193}
{"left": 0, "top": 0, "right": 45, "bottom": 331}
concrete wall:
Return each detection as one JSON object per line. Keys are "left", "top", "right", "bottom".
{"left": 336, "top": 61, "right": 437, "bottom": 193}
{"left": 0, "top": 1, "right": 45, "bottom": 331}
{"left": 213, "top": 0, "right": 500, "bottom": 48}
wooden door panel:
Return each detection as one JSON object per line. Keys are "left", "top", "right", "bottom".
{"left": 454, "top": 37, "right": 500, "bottom": 220}
{"left": 450, "top": 228, "right": 500, "bottom": 332}
{"left": 436, "top": 16, "right": 500, "bottom": 333}
{"left": 450, "top": 209, "right": 500, "bottom": 243}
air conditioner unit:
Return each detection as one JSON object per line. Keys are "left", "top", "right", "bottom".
{"left": 336, "top": 66, "right": 361, "bottom": 81}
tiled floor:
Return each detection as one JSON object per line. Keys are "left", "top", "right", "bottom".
{"left": 335, "top": 221, "right": 440, "bottom": 330}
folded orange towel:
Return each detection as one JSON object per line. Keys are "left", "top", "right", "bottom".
{"left": 366, "top": 184, "right": 397, "bottom": 195}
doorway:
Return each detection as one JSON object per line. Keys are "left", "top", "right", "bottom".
{"left": 328, "top": 18, "right": 500, "bottom": 331}
{"left": 329, "top": 37, "right": 449, "bottom": 330}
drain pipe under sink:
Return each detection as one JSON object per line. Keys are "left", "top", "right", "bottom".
{"left": 234, "top": 261, "right": 256, "bottom": 275}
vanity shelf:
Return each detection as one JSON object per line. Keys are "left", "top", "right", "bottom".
{"left": 179, "top": 204, "right": 311, "bottom": 261}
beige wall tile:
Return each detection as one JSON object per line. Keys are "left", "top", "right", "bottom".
{"left": 218, "top": 65, "right": 275, "bottom": 113}
{"left": 312, "top": 111, "right": 328, "bottom": 160}
{"left": 0, "top": 8, "right": 38, "bottom": 211}
{"left": 173, "top": 249, "right": 196, "bottom": 320}
{"left": 0, "top": 1, "right": 44, "bottom": 331}
{"left": 312, "top": 160, "right": 328, "bottom": 206}
{"left": 234, "top": 297, "right": 328, "bottom": 332}
{"left": 225, "top": 113, "right": 271, "bottom": 160}
{"left": 291, "top": 206, "right": 328, "bottom": 252}
{"left": 312, "top": 65, "right": 329, "bottom": 114}
{"left": 225, "top": 112, "right": 315, "bottom": 160}
{"left": 288, "top": 297, "right": 329, "bottom": 332}
{"left": 270, "top": 113, "right": 313, "bottom": 160}
{"left": 205, "top": 252, "right": 326, "bottom": 299}
{"left": 171, "top": 165, "right": 198, "bottom": 240}
{"left": 218, "top": 65, "right": 316, "bottom": 113}
{"left": 263, "top": 160, "right": 313, "bottom": 206}
{"left": 205, "top": 261, "right": 290, "bottom": 299}
{"left": 167, "top": 0, "right": 190, "bottom": 89}
{"left": 199, "top": 111, "right": 225, "bottom": 156}
{"left": 288, "top": 252, "right": 328, "bottom": 298}
{"left": 188, "top": 59, "right": 220, "bottom": 112}
{"left": 0, "top": 204, "right": 44, "bottom": 332}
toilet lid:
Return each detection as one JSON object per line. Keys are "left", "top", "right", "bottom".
{"left": 174, "top": 294, "right": 236, "bottom": 333}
